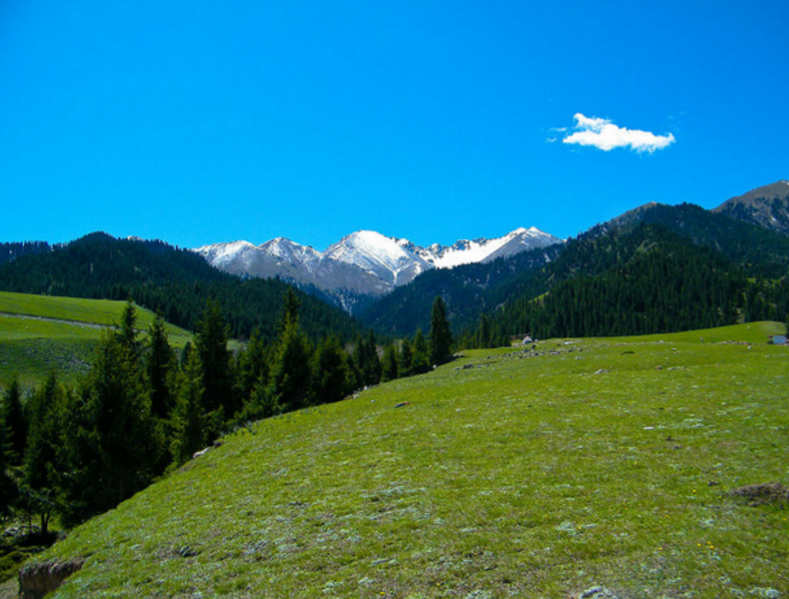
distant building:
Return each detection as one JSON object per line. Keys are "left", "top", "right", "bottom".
{"left": 771, "top": 335, "right": 787, "bottom": 345}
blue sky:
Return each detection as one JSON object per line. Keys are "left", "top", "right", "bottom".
{"left": 1, "top": 1, "right": 787, "bottom": 250}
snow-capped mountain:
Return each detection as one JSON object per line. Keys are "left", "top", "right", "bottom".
{"left": 325, "top": 231, "right": 434, "bottom": 288}
{"left": 195, "top": 227, "right": 563, "bottom": 312}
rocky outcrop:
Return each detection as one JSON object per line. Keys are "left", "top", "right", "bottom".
{"left": 18, "top": 558, "right": 85, "bottom": 599}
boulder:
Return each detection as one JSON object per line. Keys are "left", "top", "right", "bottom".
{"left": 18, "top": 558, "right": 85, "bottom": 599}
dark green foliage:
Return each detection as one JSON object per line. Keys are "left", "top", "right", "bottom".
{"left": 195, "top": 300, "right": 236, "bottom": 425}
{"left": 235, "top": 331, "right": 269, "bottom": 410}
{"left": 354, "top": 330, "right": 381, "bottom": 387}
{"left": 476, "top": 314, "right": 492, "bottom": 349}
{"left": 606, "top": 202, "right": 789, "bottom": 277}
{"left": 146, "top": 312, "right": 177, "bottom": 419}
{"left": 359, "top": 245, "right": 560, "bottom": 336}
{"left": 490, "top": 227, "right": 748, "bottom": 339}
{"left": 398, "top": 338, "right": 414, "bottom": 377}
{"left": 429, "top": 297, "right": 453, "bottom": 365}
{"left": 411, "top": 330, "right": 431, "bottom": 375}
{"left": 265, "top": 320, "right": 313, "bottom": 414}
{"left": 0, "top": 241, "right": 51, "bottom": 266}
{"left": 380, "top": 344, "right": 399, "bottom": 383}
{"left": 279, "top": 287, "right": 301, "bottom": 333}
{"left": 59, "top": 331, "right": 162, "bottom": 527}
{"left": 361, "top": 202, "right": 789, "bottom": 340}
{"left": 0, "top": 232, "right": 359, "bottom": 343}
{"left": 118, "top": 299, "right": 142, "bottom": 359}
{"left": 311, "top": 336, "right": 350, "bottom": 405}
{"left": 21, "top": 374, "right": 66, "bottom": 533}
{"left": 1, "top": 378, "right": 27, "bottom": 466}
{"left": 170, "top": 351, "right": 206, "bottom": 467}
{"left": 0, "top": 414, "right": 15, "bottom": 522}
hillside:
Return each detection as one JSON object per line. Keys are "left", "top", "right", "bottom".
{"left": 0, "top": 233, "right": 359, "bottom": 344}
{"left": 15, "top": 324, "right": 789, "bottom": 598}
{"left": 713, "top": 180, "right": 789, "bottom": 235}
{"left": 0, "top": 291, "right": 192, "bottom": 386}
{"left": 358, "top": 243, "right": 563, "bottom": 336}
{"left": 361, "top": 198, "right": 789, "bottom": 339}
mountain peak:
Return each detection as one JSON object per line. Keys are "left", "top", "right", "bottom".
{"left": 196, "top": 226, "right": 564, "bottom": 311}
{"left": 718, "top": 180, "right": 789, "bottom": 207}
{"left": 713, "top": 180, "right": 789, "bottom": 235}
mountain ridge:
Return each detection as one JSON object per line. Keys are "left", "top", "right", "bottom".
{"left": 713, "top": 180, "right": 789, "bottom": 235}
{"left": 195, "top": 227, "right": 564, "bottom": 311}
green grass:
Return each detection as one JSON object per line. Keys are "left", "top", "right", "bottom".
{"left": 0, "top": 292, "right": 192, "bottom": 386}
{"left": 29, "top": 323, "right": 789, "bottom": 598}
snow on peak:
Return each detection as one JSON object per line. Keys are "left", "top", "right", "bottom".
{"left": 325, "top": 230, "right": 432, "bottom": 286}
{"left": 196, "top": 226, "right": 563, "bottom": 299}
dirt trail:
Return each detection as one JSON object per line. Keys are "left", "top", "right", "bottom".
{"left": 0, "top": 311, "right": 113, "bottom": 330}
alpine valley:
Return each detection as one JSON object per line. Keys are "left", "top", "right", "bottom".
{"left": 195, "top": 227, "right": 563, "bottom": 312}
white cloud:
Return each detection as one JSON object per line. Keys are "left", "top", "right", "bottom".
{"left": 561, "top": 113, "right": 675, "bottom": 153}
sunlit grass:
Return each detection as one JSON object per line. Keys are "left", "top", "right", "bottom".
{"left": 0, "top": 291, "right": 192, "bottom": 385}
{"left": 31, "top": 323, "right": 789, "bottom": 598}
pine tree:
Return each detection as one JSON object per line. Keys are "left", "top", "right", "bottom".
{"left": 398, "top": 337, "right": 414, "bottom": 377}
{"left": 266, "top": 319, "right": 313, "bottom": 413}
{"left": 196, "top": 300, "right": 236, "bottom": 427}
{"left": 60, "top": 331, "right": 162, "bottom": 526}
{"left": 278, "top": 287, "right": 301, "bottom": 334}
{"left": 357, "top": 330, "right": 381, "bottom": 386}
{"left": 236, "top": 330, "right": 269, "bottom": 409}
{"left": 170, "top": 351, "right": 206, "bottom": 466}
{"left": 380, "top": 344, "right": 399, "bottom": 382}
{"left": 147, "top": 312, "right": 177, "bottom": 419}
{"left": 411, "top": 329, "right": 431, "bottom": 374}
{"left": 118, "top": 298, "right": 142, "bottom": 360}
{"left": 0, "top": 413, "right": 15, "bottom": 523}
{"left": 2, "top": 377, "right": 27, "bottom": 466}
{"left": 429, "top": 296, "right": 453, "bottom": 365}
{"left": 21, "top": 374, "right": 66, "bottom": 534}
{"left": 311, "top": 336, "right": 350, "bottom": 405}
{"left": 477, "top": 314, "right": 491, "bottom": 349}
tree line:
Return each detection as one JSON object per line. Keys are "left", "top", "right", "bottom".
{"left": 0, "top": 232, "right": 359, "bottom": 343}
{"left": 0, "top": 293, "right": 453, "bottom": 533}
{"left": 456, "top": 227, "right": 789, "bottom": 346}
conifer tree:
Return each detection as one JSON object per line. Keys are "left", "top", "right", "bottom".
{"left": 266, "top": 318, "right": 313, "bottom": 413}
{"left": 1, "top": 377, "right": 27, "bottom": 466}
{"left": 380, "top": 344, "right": 399, "bottom": 382}
{"left": 311, "top": 336, "right": 350, "bottom": 405}
{"left": 196, "top": 300, "right": 236, "bottom": 427}
{"left": 0, "top": 414, "right": 15, "bottom": 523}
{"left": 21, "top": 374, "right": 66, "bottom": 534}
{"left": 477, "top": 314, "right": 491, "bottom": 349}
{"left": 398, "top": 337, "right": 414, "bottom": 377}
{"left": 357, "top": 329, "right": 381, "bottom": 386}
{"left": 236, "top": 330, "right": 269, "bottom": 409}
{"left": 411, "top": 329, "right": 431, "bottom": 374}
{"left": 264, "top": 288, "right": 313, "bottom": 414}
{"left": 60, "top": 331, "right": 161, "bottom": 526}
{"left": 147, "top": 312, "right": 177, "bottom": 419}
{"left": 429, "top": 296, "right": 453, "bottom": 365}
{"left": 170, "top": 351, "right": 206, "bottom": 466}
{"left": 118, "top": 298, "right": 142, "bottom": 360}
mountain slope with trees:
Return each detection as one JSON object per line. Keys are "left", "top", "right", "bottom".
{"left": 363, "top": 196, "right": 789, "bottom": 340}
{"left": 0, "top": 233, "right": 358, "bottom": 344}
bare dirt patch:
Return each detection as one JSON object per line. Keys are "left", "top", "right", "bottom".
{"left": 728, "top": 482, "right": 789, "bottom": 506}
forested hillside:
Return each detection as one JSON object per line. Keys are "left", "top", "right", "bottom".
{"left": 0, "top": 233, "right": 358, "bottom": 343}
{"left": 364, "top": 203, "right": 789, "bottom": 342}
{"left": 358, "top": 244, "right": 564, "bottom": 335}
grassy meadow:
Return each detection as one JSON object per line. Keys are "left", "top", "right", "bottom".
{"left": 22, "top": 322, "right": 788, "bottom": 598}
{"left": 0, "top": 291, "right": 192, "bottom": 386}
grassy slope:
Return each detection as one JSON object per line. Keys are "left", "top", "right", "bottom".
{"left": 30, "top": 323, "right": 788, "bottom": 598}
{"left": 0, "top": 291, "right": 191, "bottom": 386}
